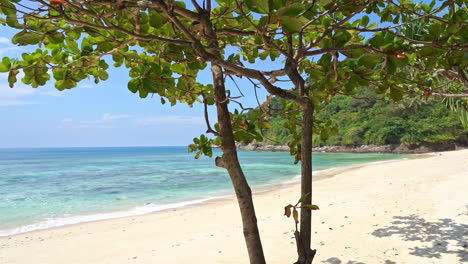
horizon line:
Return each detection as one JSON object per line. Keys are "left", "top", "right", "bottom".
{"left": 0, "top": 145, "right": 190, "bottom": 149}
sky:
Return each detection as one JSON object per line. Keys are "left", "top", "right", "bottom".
{"left": 0, "top": 0, "right": 413, "bottom": 148}
{"left": 0, "top": 24, "right": 278, "bottom": 148}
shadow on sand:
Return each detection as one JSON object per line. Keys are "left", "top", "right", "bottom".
{"left": 371, "top": 214, "right": 468, "bottom": 262}
{"left": 320, "top": 257, "right": 397, "bottom": 264}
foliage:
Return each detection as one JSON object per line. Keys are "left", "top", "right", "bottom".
{"left": 445, "top": 98, "right": 468, "bottom": 132}
{"left": 262, "top": 92, "right": 468, "bottom": 147}
{"left": 284, "top": 193, "right": 320, "bottom": 226}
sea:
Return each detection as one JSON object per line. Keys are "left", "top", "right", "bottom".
{"left": 0, "top": 146, "right": 408, "bottom": 237}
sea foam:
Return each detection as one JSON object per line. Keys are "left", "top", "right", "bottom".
{"left": 0, "top": 196, "right": 224, "bottom": 237}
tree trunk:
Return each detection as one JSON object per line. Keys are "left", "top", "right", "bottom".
{"left": 295, "top": 101, "right": 316, "bottom": 264}
{"left": 211, "top": 63, "right": 267, "bottom": 264}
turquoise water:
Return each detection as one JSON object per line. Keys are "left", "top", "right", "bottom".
{"left": 0, "top": 147, "right": 408, "bottom": 236}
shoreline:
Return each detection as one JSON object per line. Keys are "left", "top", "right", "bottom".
{"left": 1, "top": 149, "right": 466, "bottom": 264}
{"left": 0, "top": 154, "right": 418, "bottom": 238}
{"left": 238, "top": 143, "right": 467, "bottom": 154}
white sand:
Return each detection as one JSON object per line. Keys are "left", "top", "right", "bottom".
{"left": 1, "top": 149, "right": 467, "bottom": 264}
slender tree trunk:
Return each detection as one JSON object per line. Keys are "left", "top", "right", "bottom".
{"left": 295, "top": 101, "right": 316, "bottom": 264}
{"left": 211, "top": 63, "right": 266, "bottom": 264}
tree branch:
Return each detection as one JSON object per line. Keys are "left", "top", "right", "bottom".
{"left": 202, "top": 93, "right": 220, "bottom": 136}
{"left": 53, "top": 9, "right": 191, "bottom": 46}
{"left": 309, "top": 0, "right": 377, "bottom": 48}
{"left": 90, "top": 0, "right": 200, "bottom": 20}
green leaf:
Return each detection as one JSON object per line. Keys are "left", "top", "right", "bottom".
{"left": 386, "top": 58, "right": 397, "bottom": 74}
{"left": 297, "top": 193, "right": 310, "bottom": 205}
{"left": 55, "top": 79, "right": 77, "bottom": 90}
{"left": 12, "top": 30, "right": 43, "bottom": 45}
{"left": 143, "top": 78, "right": 159, "bottom": 93}
{"left": 246, "top": 0, "right": 269, "bottom": 14}
{"left": 281, "top": 3, "right": 305, "bottom": 16}
{"left": 128, "top": 79, "right": 140, "bottom": 93}
{"left": 369, "top": 34, "right": 384, "bottom": 48}
{"left": 280, "top": 17, "right": 303, "bottom": 33}
{"left": 6, "top": 14, "right": 23, "bottom": 28}
{"left": 66, "top": 39, "right": 80, "bottom": 54}
{"left": 170, "top": 63, "right": 185, "bottom": 74}
{"left": 98, "top": 70, "right": 109, "bottom": 81}
{"left": 358, "top": 54, "right": 383, "bottom": 69}
{"left": 138, "top": 87, "right": 149, "bottom": 98}
{"left": 333, "top": 31, "right": 352, "bottom": 47}
{"left": 447, "top": 23, "right": 462, "bottom": 34}
{"left": 47, "top": 32, "right": 65, "bottom": 44}
{"left": 188, "top": 143, "right": 198, "bottom": 152}
{"left": 361, "top": 15, "right": 369, "bottom": 27}
{"left": 149, "top": 10, "right": 166, "bottom": 26}
{"left": 1, "top": 1, "right": 16, "bottom": 16}
{"left": 301, "top": 204, "right": 320, "bottom": 210}
{"left": 257, "top": 0, "right": 269, "bottom": 13}
{"left": 66, "top": 31, "right": 81, "bottom": 40}
{"left": 0, "top": 57, "right": 11, "bottom": 72}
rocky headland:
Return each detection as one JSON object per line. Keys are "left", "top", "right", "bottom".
{"left": 237, "top": 143, "right": 465, "bottom": 154}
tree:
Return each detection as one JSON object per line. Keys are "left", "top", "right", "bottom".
{"left": 1, "top": 1, "right": 267, "bottom": 263}
{"left": 1, "top": 1, "right": 466, "bottom": 263}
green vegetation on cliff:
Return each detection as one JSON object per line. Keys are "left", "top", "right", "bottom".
{"left": 262, "top": 91, "right": 468, "bottom": 147}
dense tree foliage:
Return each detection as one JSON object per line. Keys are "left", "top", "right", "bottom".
{"left": 262, "top": 94, "right": 468, "bottom": 148}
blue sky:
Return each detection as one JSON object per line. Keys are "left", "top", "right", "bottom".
{"left": 0, "top": 25, "right": 277, "bottom": 148}
{"left": 0, "top": 0, "right": 410, "bottom": 148}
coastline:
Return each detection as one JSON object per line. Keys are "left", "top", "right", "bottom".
{"left": 0, "top": 154, "right": 412, "bottom": 238}
{"left": 1, "top": 149, "right": 467, "bottom": 264}
{"left": 238, "top": 143, "right": 466, "bottom": 154}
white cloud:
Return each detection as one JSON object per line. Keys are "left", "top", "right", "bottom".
{"left": 103, "top": 113, "right": 132, "bottom": 120}
{"left": 0, "top": 36, "right": 24, "bottom": 56}
{"left": 0, "top": 46, "right": 22, "bottom": 56}
{"left": 59, "top": 114, "right": 127, "bottom": 129}
{"left": 0, "top": 84, "right": 36, "bottom": 98}
{"left": 40, "top": 89, "right": 66, "bottom": 97}
{"left": 136, "top": 115, "right": 205, "bottom": 126}
{"left": 0, "top": 80, "right": 42, "bottom": 106}
{"left": 75, "top": 124, "right": 115, "bottom": 129}
{"left": 58, "top": 117, "right": 115, "bottom": 129}
{"left": 0, "top": 37, "right": 11, "bottom": 44}
{"left": 80, "top": 113, "right": 132, "bottom": 124}
{"left": 79, "top": 83, "right": 94, "bottom": 89}
{"left": 0, "top": 100, "right": 38, "bottom": 106}
{"left": 0, "top": 80, "right": 68, "bottom": 102}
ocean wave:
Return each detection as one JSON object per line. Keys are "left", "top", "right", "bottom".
{"left": 0, "top": 196, "right": 226, "bottom": 237}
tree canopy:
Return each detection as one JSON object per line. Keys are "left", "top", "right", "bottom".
{"left": 1, "top": 0, "right": 466, "bottom": 263}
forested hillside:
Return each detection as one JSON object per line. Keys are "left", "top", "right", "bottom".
{"left": 262, "top": 91, "right": 468, "bottom": 148}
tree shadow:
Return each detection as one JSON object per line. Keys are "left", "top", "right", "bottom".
{"left": 371, "top": 214, "right": 468, "bottom": 262}
{"left": 320, "top": 257, "right": 396, "bottom": 264}
{"left": 320, "top": 257, "right": 366, "bottom": 264}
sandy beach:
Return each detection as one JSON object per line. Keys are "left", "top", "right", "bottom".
{"left": 1, "top": 149, "right": 467, "bottom": 264}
